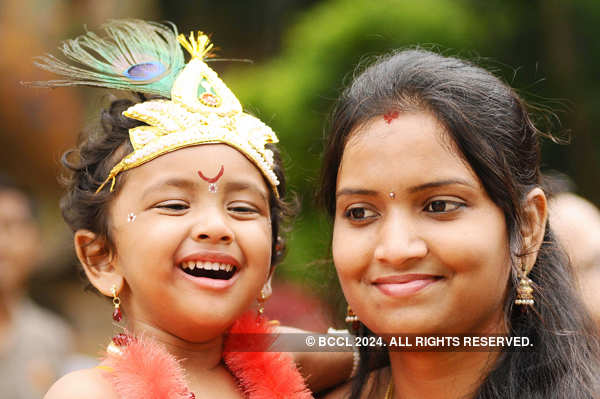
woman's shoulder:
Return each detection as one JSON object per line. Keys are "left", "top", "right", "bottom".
{"left": 44, "top": 366, "right": 118, "bottom": 399}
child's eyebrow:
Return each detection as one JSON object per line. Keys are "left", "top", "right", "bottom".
{"left": 141, "top": 178, "right": 195, "bottom": 199}
{"left": 224, "top": 181, "right": 268, "bottom": 202}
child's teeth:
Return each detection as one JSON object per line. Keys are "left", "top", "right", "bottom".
{"left": 181, "top": 261, "right": 235, "bottom": 272}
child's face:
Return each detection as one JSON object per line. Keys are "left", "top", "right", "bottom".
{"left": 108, "top": 144, "right": 272, "bottom": 341}
{"left": 332, "top": 112, "right": 511, "bottom": 336}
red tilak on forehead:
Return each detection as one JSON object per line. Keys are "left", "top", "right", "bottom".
{"left": 383, "top": 111, "right": 400, "bottom": 124}
{"left": 198, "top": 165, "right": 224, "bottom": 183}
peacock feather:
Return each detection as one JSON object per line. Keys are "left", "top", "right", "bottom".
{"left": 29, "top": 19, "right": 186, "bottom": 98}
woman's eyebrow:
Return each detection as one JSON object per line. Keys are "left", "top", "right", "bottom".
{"left": 336, "top": 188, "right": 378, "bottom": 198}
{"left": 407, "top": 178, "right": 476, "bottom": 193}
{"left": 336, "top": 179, "right": 476, "bottom": 199}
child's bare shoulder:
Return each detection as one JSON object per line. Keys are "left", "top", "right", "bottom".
{"left": 44, "top": 367, "right": 117, "bottom": 399}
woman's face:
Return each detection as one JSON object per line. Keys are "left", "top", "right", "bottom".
{"left": 333, "top": 112, "right": 511, "bottom": 335}
{"left": 108, "top": 144, "right": 272, "bottom": 341}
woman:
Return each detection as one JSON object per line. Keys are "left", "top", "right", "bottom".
{"left": 318, "top": 49, "right": 600, "bottom": 398}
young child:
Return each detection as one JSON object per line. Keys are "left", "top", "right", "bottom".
{"left": 31, "top": 20, "right": 346, "bottom": 399}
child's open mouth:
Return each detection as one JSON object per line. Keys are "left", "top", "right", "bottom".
{"left": 180, "top": 261, "right": 237, "bottom": 280}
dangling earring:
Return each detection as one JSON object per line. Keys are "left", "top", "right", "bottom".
{"left": 257, "top": 288, "right": 267, "bottom": 317}
{"left": 515, "top": 262, "right": 534, "bottom": 307}
{"left": 111, "top": 284, "right": 123, "bottom": 322}
{"left": 345, "top": 305, "right": 359, "bottom": 331}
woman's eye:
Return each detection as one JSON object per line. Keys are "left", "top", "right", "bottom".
{"left": 344, "top": 206, "right": 378, "bottom": 221}
{"left": 424, "top": 200, "right": 463, "bottom": 213}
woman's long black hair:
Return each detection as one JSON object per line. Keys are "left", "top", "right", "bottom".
{"left": 318, "top": 49, "right": 600, "bottom": 398}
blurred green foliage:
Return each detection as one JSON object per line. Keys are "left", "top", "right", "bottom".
{"left": 223, "top": 0, "right": 600, "bottom": 292}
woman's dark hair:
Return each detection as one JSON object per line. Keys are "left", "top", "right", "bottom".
{"left": 61, "top": 96, "right": 291, "bottom": 282}
{"left": 318, "top": 49, "right": 600, "bottom": 398}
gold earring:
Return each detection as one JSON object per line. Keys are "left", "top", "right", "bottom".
{"left": 111, "top": 284, "right": 122, "bottom": 322}
{"left": 257, "top": 288, "right": 267, "bottom": 316}
{"left": 515, "top": 262, "right": 534, "bottom": 307}
{"left": 345, "top": 305, "right": 359, "bottom": 331}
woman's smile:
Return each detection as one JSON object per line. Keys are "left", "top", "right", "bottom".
{"left": 371, "top": 273, "right": 444, "bottom": 298}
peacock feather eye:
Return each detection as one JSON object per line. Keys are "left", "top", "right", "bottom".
{"left": 124, "top": 61, "right": 166, "bottom": 81}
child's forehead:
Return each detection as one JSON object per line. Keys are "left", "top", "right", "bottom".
{"left": 121, "top": 144, "right": 269, "bottom": 193}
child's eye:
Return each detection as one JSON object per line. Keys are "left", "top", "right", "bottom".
{"left": 424, "top": 199, "right": 464, "bottom": 213}
{"left": 155, "top": 201, "right": 189, "bottom": 212}
{"left": 344, "top": 206, "right": 378, "bottom": 222}
{"left": 227, "top": 202, "right": 260, "bottom": 216}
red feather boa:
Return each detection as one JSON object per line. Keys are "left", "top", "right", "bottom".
{"left": 103, "top": 312, "right": 313, "bottom": 399}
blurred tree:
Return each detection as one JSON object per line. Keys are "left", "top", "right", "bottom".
{"left": 157, "top": 0, "right": 321, "bottom": 61}
{"left": 222, "top": 0, "right": 600, "bottom": 292}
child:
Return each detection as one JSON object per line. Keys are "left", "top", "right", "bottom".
{"left": 31, "top": 19, "right": 346, "bottom": 399}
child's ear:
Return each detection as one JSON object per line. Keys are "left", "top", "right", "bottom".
{"left": 74, "top": 229, "right": 124, "bottom": 297}
{"left": 521, "top": 187, "right": 548, "bottom": 272}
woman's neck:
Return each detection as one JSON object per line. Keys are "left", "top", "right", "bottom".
{"left": 388, "top": 315, "right": 507, "bottom": 399}
{"left": 388, "top": 350, "right": 499, "bottom": 399}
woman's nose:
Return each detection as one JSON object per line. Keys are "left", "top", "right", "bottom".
{"left": 374, "top": 213, "right": 427, "bottom": 266}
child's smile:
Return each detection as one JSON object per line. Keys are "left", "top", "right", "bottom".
{"left": 106, "top": 144, "right": 272, "bottom": 341}
{"left": 177, "top": 250, "right": 240, "bottom": 289}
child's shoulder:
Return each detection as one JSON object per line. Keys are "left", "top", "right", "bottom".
{"left": 44, "top": 367, "right": 118, "bottom": 399}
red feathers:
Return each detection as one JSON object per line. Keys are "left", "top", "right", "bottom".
{"left": 105, "top": 335, "right": 191, "bottom": 399}
{"left": 103, "top": 312, "right": 312, "bottom": 398}
{"left": 224, "top": 313, "right": 312, "bottom": 399}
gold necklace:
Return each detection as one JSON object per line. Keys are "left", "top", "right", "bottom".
{"left": 384, "top": 379, "right": 394, "bottom": 399}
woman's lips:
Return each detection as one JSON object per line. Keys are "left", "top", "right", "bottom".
{"left": 372, "top": 274, "right": 442, "bottom": 297}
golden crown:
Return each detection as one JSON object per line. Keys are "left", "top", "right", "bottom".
{"left": 97, "top": 32, "right": 279, "bottom": 195}
{"left": 29, "top": 20, "right": 279, "bottom": 197}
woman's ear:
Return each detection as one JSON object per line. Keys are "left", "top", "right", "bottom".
{"left": 74, "top": 229, "right": 124, "bottom": 297}
{"left": 521, "top": 187, "right": 548, "bottom": 272}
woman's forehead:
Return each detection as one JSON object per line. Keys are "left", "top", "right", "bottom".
{"left": 338, "top": 113, "right": 481, "bottom": 191}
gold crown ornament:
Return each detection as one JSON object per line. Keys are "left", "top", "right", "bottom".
{"left": 29, "top": 20, "right": 280, "bottom": 196}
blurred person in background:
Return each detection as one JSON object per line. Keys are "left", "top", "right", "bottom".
{"left": 0, "top": 175, "right": 73, "bottom": 398}
{"left": 550, "top": 191, "right": 600, "bottom": 329}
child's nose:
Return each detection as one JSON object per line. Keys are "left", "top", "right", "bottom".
{"left": 191, "top": 213, "right": 234, "bottom": 244}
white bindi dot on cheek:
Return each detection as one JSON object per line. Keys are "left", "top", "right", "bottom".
{"left": 389, "top": 192, "right": 396, "bottom": 199}
{"left": 127, "top": 213, "right": 136, "bottom": 223}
